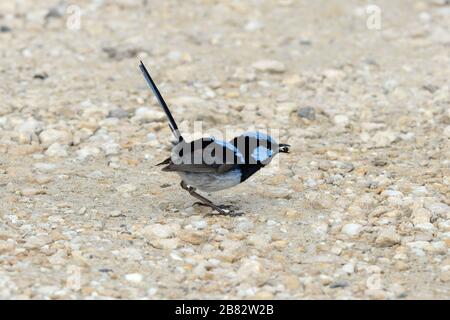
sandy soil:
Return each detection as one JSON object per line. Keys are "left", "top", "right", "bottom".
{"left": 0, "top": 0, "right": 449, "bottom": 299}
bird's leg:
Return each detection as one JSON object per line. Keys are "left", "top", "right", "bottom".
{"left": 180, "top": 181, "right": 242, "bottom": 216}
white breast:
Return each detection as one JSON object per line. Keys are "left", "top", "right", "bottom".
{"left": 179, "top": 169, "right": 242, "bottom": 192}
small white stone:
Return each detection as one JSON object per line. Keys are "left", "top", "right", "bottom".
{"left": 20, "top": 187, "right": 45, "bottom": 196}
{"left": 100, "top": 142, "right": 120, "bottom": 156}
{"left": 312, "top": 222, "right": 329, "bottom": 237}
{"left": 387, "top": 196, "right": 404, "bottom": 206}
{"left": 125, "top": 273, "right": 143, "bottom": 283}
{"left": 412, "top": 186, "right": 428, "bottom": 195}
{"left": 412, "top": 207, "right": 432, "bottom": 225}
{"left": 73, "top": 128, "right": 93, "bottom": 145}
{"left": 371, "top": 130, "right": 398, "bottom": 147}
{"left": 39, "top": 129, "right": 72, "bottom": 148}
{"left": 109, "top": 210, "right": 122, "bottom": 217}
{"left": 244, "top": 20, "right": 263, "bottom": 32}
{"left": 45, "top": 143, "right": 68, "bottom": 158}
{"left": 170, "top": 252, "right": 183, "bottom": 261}
{"left": 342, "top": 263, "right": 355, "bottom": 274}
{"left": 375, "top": 227, "right": 401, "bottom": 247}
{"left": 33, "top": 163, "right": 58, "bottom": 172}
{"left": 247, "top": 234, "right": 270, "bottom": 248}
{"left": 444, "top": 125, "right": 450, "bottom": 138}
{"left": 147, "top": 287, "right": 158, "bottom": 296}
{"left": 418, "top": 12, "right": 431, "bottom": 23}
{"left": 381, "top": 190, "right": 403, "bottom": 198}
{"left": 133, "top": 107, "right": 165, "bottom": 123}
{"left": 16, "top": 118, "right": 43, "bottom": 135}
{"left": 266, "top": 219, "right": 278, "bottom": 227}
{"left": 167, "top": 50, "right": 182, "bottom": 61}
{"left": 383, "top": 79, "right": 398, "bottom": 92}
{"left": 237, "top": 259, "right": 263, "bottom": 280}
{"left": 431, "top": 241, "right": 447, "bottom": 254}
{"left": 322, "top": 69, "right": 346, "bottom": 80}
{"left": 414, "top": 223, "right": 435, "bottom": 231}
{"left": 425, "top": 202, "right": 449, "bottom": 218}
{"left": 341, "top": 223, "right": 363, "bottom": 237}
{"left": 406, "top": 241, "right": 431, "bottom": 251}
{"left": 116, "top": 183, "right": 137, "bottom": 193}
{"left": 191, "top": 220, "right": 208, "bottom": 230}
{"left": 141, "top": 223, "right": 180, "bottom": 239}
{"left": 333, "top": 115, "right": 349, "bottom": 126}
{"left": 252, "top": 60, "right": 286, "bottom": 73}
{"left": 235, "top": 219, "right": 253, "bottom": 232}
{"left": 76, "top": 146, "right": 101, "bottom": 160}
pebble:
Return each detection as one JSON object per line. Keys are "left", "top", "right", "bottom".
{"left": 375, "top": 227, "right": 401, "bottom": 247}
{"left": 333, "top": 115, "right": 349, "bottom": 126}
{"left": 116, "top": 183, "right": 137, "bottom": 193}
{"left": 234, "top": 218, "right": 253, "bottom": 232}
{"left": 45, "top": 143, "right": 68, "bottom": 157}
{"left": 0, "top": 25, "right": 11, "bottom": 33}
{"left": 322, "top": 69, "right": 346, "bottom": 80}
{"left": 329, "top": 280, "right": 349, "bottom": 289}
{"left": 124, "top": 273, "right": 143, "bottom": 283}
{"left": 237, "top": 259, "right": 264, "bottom": 281}
{"left": 73, "top": 128, "right": 94, "bottom": 145}
{"left": 23, "top": 235, "right": 51, "bottom": 249}
{"left": 108, "top": 108, "right": 129, "bottom": 119}
{"left": 244, "top": 20, "right": 263, "bottom": 32}
{"left": 132, "top": 107, "right": 166, "bottom": 123}
{"left": 406, "top": 241, "right": 431, "bottom": 251}
{"left": 370, "top": 130, "right": 398, "bottom": 147}
{"left": 39, "top": 129, "right": 72, "bottom": 148}
{"left": 412, "top": 207, "right": 432, "bottom": 225}
{"left": 297, "top": 107, "right": 316, "bottom": 120}
{"left": 190, "top": 219, "right": 208, "bottom": 230}
{"left": 443, "top": 125, "right": 450, "bottom": 138}
{"left": 247, "top": 234, "right": 270, "bottom": 248}
{"left": 431, "top": 241, "right": 447, "bottom": 255}
{"left": 19, "top": 187, "right": 45, "bottom": 196}
{"left": 16, "top": 118, "right": 43, "bottom": 135}
{"left": 149, "top": 238, "right": 180, "bottom": 250}
{"left": 179, "top": 230, "right": 208, "bottom": 245}
{"left": 33, "top": 163, "right": 57, "bottom": 172}
{"left": 341, "top": 223, "right": 363, "bottom": 237}
{"left": 425, "top": 202, "right": 449, "bottom": 218}
{"left": 76, "top": 146, "right": 100, "bottom": 160}
{"left": 101, "top": 142, "right": 120, "bottom": 156}
{"left": 109, "top": 210, "right": 123, "bottom": 217}
{"left": 342, "top": 263, "right": 355, "bottom": 274}
{"left": 252, "top": 60, "right": 286, "bottom": 73}
{"left": 141, "top": 223, "right": 180, "bottom": 239}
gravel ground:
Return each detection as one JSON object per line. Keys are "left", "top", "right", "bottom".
{"left": 1, "top": 0, "right": 449, "bottom": 299}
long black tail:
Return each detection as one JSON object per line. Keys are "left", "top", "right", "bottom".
{"left": 139, "top": 61, "right": 183, "bottom": 142}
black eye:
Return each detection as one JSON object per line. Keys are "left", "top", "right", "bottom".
{"left": 279, "top": 144, "right": 290, "bottom": 153}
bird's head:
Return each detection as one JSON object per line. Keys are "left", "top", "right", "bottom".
{"left": 232, "top": 131, "right": 290, "bottom": 165}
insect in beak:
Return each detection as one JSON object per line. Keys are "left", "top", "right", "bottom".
{"left": 278, "top": 144, "right": 290, "bottom": 153}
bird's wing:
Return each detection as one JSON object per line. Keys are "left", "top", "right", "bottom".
{"left": 162, "top": 163, "right": 222, "bottom": 173}
{"left": 161, "top": 139, "right": 239, "bottom": 174}
{"left": 217, "top": 163, "right": 237, "bottom": 174}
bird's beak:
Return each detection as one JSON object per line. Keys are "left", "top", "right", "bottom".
{"left": 278, "top": 144, "right": 290, "bottom": 153}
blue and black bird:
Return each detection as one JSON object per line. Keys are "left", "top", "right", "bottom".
{"left": 139, "top": 61, "right": 290, "bottom": 216}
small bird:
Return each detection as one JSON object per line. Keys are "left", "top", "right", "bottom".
{"left": 139, "top": 61, "right": 290, "bottom": 216}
